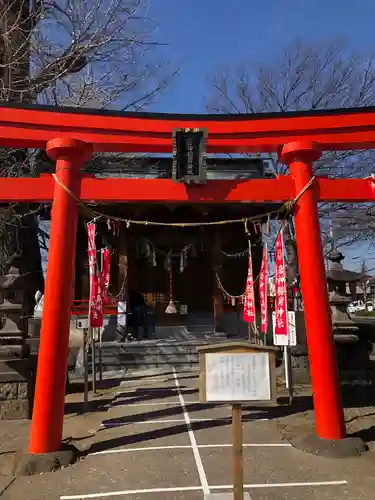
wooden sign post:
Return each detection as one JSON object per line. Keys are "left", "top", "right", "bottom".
{"left": 197, "top": 342, "right": 277, "bottom": 500}
{"left": 232, "top": 403, "right": 244, "bottom": 500}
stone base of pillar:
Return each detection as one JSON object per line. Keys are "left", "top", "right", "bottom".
{"left": 289, "top": 345, "right": 311, "bottom": 384}
{"left": 0, "top": 255, "right": 37, "bottom": 420}
{"left": 0, "top": 358, "right": 36, "bottom": 419}
{"left": 288, "top": 432, "right": 367, "bottom": 459}
{"left": 287, "top": 343, "right": 373, "bottom": 387}
{"left": 27, "top": 318, "right": 42, "bottom": 355}
{"left": 27, "top": 317, "right": 75, "bottom": 395}
{"left": 284, "top": 305, "right": 374, "bottom": 387}
{"left": 11, "top": 443, "right": 79, "bottom": 476}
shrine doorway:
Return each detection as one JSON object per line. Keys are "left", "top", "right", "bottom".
{"left": 83, "top": 203, "right": 269, "bottom": 328}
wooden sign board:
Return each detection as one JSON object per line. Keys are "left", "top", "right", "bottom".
{"left": 197, "top": 342, "right": 277, "bottom": 405}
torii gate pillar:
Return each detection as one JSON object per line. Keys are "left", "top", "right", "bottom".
{"left": 280, "top": 141, "right": 346, "bottom": 440}
{"left": 29, "top": 138, "right": 92, "bottom": 454}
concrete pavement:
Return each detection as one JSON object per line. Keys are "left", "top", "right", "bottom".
{"left": 1, "top": 368, "right": 375, "bottom": 500}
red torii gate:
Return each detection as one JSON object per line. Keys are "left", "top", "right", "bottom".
{"left": 1, "top": 103, "right": 375, "bottom": 455}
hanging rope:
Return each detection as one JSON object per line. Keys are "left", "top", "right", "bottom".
{"left": 215, "top": 271, "right": 245, "bottom": 301}
{"left": 165, "top": 252, "right": 177, "bottom": 314}
{"left": 284, "top": 176, "right": 316, "bottom": 213}
{"left": 220, "top": 248, "right": 249, "bottom": 258}
{"left": 48, "top": 173, "right": 317, "bottom": 231}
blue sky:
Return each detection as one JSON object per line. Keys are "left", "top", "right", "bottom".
{"left": 41, "top": 1, "right": 375, "bottom": 274}
{"left": 149, "top": 0, "right": 375, "bottom": 113}
{"left": 145, "top": 0, "right": 375, "bottom": 271}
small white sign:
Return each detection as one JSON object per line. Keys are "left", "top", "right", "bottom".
{"left": 205, "top": 352, "right": 271, "bottom": 402}
{"left": 76, "top": 318, "right": 89, "bottom": 329}
{"left": 117, "top": 301, "right": 127, "bottom": 327}
{"left": 272, "top": 311, "right": 297, "bottom": 346}
{"left": 76, "top": 317, "right": 110, "bottom": 329}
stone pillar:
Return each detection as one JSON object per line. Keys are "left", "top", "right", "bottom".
{"left": 0, "top": 255, "right": 33, "bottom": 419}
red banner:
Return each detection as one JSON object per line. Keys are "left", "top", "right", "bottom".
{"left": 243, "top": 244, "right": 256, "bottom": 323}
{"left": 259, "top": 243, "right": 268, "bottom": 333}
{"left": 87, "top": 223, "right": 103, "bottom": 328}
{"left": 90, "top": 274, "right": 104, "bottom": 327}
{"left": 274, "top": 229, "right": 288, "bottom": 335}
{"left": 101, "top": 248, "right": 111, "bottom": 305}
{"left": 87, "top": 223, "right": 96, "bottom": 280}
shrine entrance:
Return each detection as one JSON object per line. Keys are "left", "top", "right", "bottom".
{"left": 1, "top": 103, "right": 375, "bottom": 456}
{"left": 76, "top": 201, "right": 266, "bottom": 327}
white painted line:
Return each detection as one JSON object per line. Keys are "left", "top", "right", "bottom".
{"left": 172, "top": 366, "right": 210, "bottom": 496}
{"left": 212, "top": 480, "right": 348, "bottom": 489}
{"left": 116, "top": 379, "right": 172, "bottom": 389}
{"left": 91, "top": 445, "right": 192, "bottom": 455}
{"left": 101, "top": 416, "right": 268, "bottom": 427}
{"left": 101, "top": 418, "right": 211, "bottom": 427}
{"left": 114, "top": 402, "right": 182, "bottom": 406}
{"left": 100, "top": 420, "right": 184, "bottom": 426}
{"left": 60, "top": 486, "right": 202, "bottom": 499}
{"left": 199, "top": 443, "right": 290, "bottom": 448}
{"left": 91, "top": 443, "right": 292, "bottom": 456}
{"left": 60, "top": 480, "right": 348, "bottom": 499}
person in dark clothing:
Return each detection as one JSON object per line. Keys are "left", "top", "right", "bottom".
{"left": 128, "top": 289, "right": 146, "bottom": 309}
{"left": 128, "top": 289, "right": 149, "bottom": 340}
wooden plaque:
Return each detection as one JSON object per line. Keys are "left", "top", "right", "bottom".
{"left": 172, "top": 128, "right": 207, "bottom": 184}
{"left": 198, "top": 342, "right": 277, "bottom": 405}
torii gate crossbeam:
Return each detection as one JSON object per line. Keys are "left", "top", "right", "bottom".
{"left": 0, "top": 176, "right": 374, "bottom": 203}
{"left": 1, "top": 103, "right": 375, "bottom": 456}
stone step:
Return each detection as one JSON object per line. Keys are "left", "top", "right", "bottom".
{"left": 0, "top": 335, "right": 24, "bottom": 345}
{"left": 82, "top": 336, "right": 229, "bottom": 374}
{"left": 87, "top": 348, "right": 199, "bottom": 372}
{"left": 0, "top": 345, "right": 28, "bottom": 359}
{"left": 0, "top": 359, "right": 29, "bottom": 381}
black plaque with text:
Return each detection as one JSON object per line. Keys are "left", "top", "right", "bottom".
{"left": 172, "top": 128, "right": 207, "bottom": 183}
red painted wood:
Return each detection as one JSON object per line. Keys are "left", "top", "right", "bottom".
{"left": 2, "top": 104, "right": 375, "bottom": 134}
{"left": 28, "top": 139, "right": 93, "bottom": 454}
{"left": 1, "top": 104, "right": 372, "bottom": 452}
{"left": 1, "top": 105, "right": 375, "bottom": 152}
{"left": 280, "top": 141, "right": 346, "bottom": 440}
{"left": 0, "top": 176, "right": 374, "bottom": 203}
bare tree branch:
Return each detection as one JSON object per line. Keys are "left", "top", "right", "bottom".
{"left": 206, "top": 38, "right": 375, "bottom": 253}
{"left": 0, "top": 0, "right": 176, "bottom": 300}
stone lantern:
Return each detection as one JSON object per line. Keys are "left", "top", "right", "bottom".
{"left": 291, "top": 248, "right": 371, "bottom": 384}
{"left": 326, "top": 249, "right": 359, "bottom": 333}
{"left": 0, "top": 254, "right": 34, "bottom": 419}
{"left": 326, "top": 249, "right": 371, "bottom": 376}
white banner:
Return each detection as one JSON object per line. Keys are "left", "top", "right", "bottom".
{"left": 272, "top": 311, "right": 297, "bottom": 346}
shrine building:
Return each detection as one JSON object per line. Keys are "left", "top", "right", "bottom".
{"left": 39, "top": 154, "right": 280, "bottom": 332}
